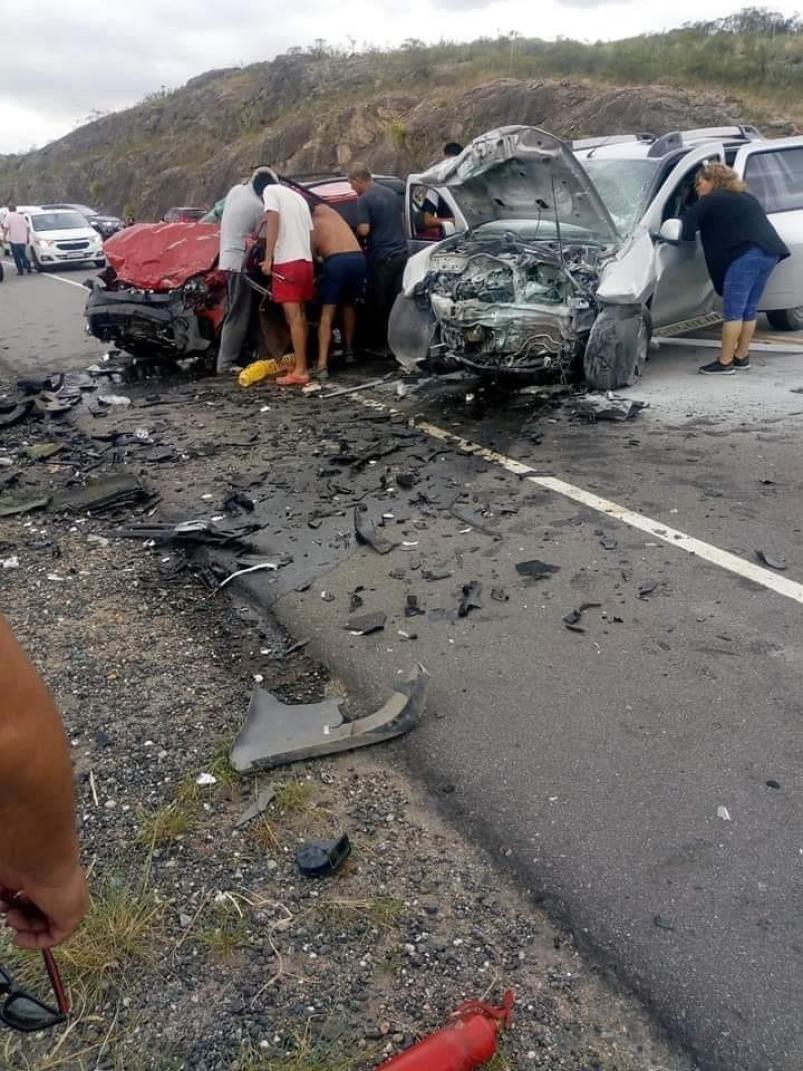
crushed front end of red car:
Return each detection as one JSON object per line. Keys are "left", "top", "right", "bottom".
{"left": 84, "top": 221, "right": 227, "bottom": 360}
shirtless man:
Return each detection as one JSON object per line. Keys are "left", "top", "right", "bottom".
{"left": 311, "top": 202, "right": 367, "bottom": 379}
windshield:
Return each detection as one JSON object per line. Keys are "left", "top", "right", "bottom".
{"left": 31, "top": 212, "right": 88, "bottom": 232}
{"left": 580, "top": 158, "right": 659, "bottom": 235}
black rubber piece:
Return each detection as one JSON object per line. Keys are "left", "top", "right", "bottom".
{"left": 296, "top": 834, "right": 352, "bottom": 877}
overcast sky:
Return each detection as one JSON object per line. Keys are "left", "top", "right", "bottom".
{"left": 2, "top": 1, "right": 800, "bottom": 153}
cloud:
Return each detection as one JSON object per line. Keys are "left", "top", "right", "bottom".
{"left": 555, "top": 0, "right": 636, "bottom": 5}
{"left": 1, "top": 0, "right": 800, "bottom": 153}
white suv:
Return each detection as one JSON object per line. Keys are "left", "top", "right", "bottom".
{"left": 392, "top": 125, "right": 803, "bottom": 388}
{"left": 25, "top": 209, "right": 106, "bottom": 271}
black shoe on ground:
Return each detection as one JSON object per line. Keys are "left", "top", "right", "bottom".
{"left": 699, "top": 360, "right": 736, "bottom": 375}
{"left": 733, "top": 355, "right": 751, "bottom": 370}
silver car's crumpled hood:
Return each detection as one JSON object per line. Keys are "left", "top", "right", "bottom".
{"left": 418, "top": 126, "right": 619, "bottom": 243}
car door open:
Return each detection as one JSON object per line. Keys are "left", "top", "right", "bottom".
{"left": 645, "top": 143, "right": 725, "bottom": 329}
{"left": 733, "top": 137, "right": 803, "bottom": 313}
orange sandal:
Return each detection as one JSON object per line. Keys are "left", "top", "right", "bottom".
{"left": 276, "top": 372, "right": 310, "bottom": 386}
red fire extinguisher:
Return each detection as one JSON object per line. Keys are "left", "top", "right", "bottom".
{"left": 374, "top": 990, "right": 514, "bottom": 1071}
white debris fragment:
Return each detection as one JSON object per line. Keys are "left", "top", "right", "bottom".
{"left": 217, "top": 562, "right": 279, "bottom": 590}
{"left": 196, "top": 772, "right": 218, "bottom": 786}
{"left": 717, "top": 805, "right": 732, "bottom": 822}
{"left": 0, "top": 555, "right": 19, "bottom": 569}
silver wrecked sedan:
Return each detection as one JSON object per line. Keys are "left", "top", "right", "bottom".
{"left": 390, "top": 125, "right": 803, "bottom": 389}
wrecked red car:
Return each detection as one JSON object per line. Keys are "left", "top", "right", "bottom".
{"left": 84, "top": 176, "right": 404, "bottom": 362}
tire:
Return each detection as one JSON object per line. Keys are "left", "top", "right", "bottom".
{"left": 583, "top": 304, "right": 651, "bottom": 391}
{"left": 31, "top": 250, "right": 44, "bottom": 273}
{"left": 94, "top": 259, "right": 106, "bottom": 268}
{"left": 766, "top": 306, "right": 803, "bottom": 331}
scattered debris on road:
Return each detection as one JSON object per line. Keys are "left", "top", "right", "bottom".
{"left": 355, "top": 504, "right": 397, "bottom": 554}
{"left": 458, "top": 581, "right": 483, "bottom": 618}
{"left": 562, "top": 602, "right": 602, "bottom": 633}
{"left": 296, "top": 833, "right": 352, "bottom": 877}
{"left": 571, "top": 393, "right": 648, "bottom": 423}
{"left": 756, "top": 549, "right": 787, "bottom": 571}
{"left": 375, "top": 990, "right": 514, "bottom": 1070}
{"left": 516, "top": 559, "right": 560, "bottom": 581}
{"left": 230, "top": 665, "right": 425, "bottom": 771}
{"left": 234, "top": 784, "right": 277, "bottom": 828}
{"left": 347, "top": 610, "right": 387, "bottom": 635}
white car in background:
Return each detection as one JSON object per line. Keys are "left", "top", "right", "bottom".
{"left": 25, "top": 208, "right": 106, "bottom": 271}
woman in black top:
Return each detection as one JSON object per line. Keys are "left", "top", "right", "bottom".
{"left": 682, "top": 162, "right": 789, "bottom": 375}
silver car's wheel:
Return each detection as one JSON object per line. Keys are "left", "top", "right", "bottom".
{"left": 766, "top": 307, "right": 803, "bottom": 332}
{"left": 584, "top": 305, "right": 651, "bottom": 391}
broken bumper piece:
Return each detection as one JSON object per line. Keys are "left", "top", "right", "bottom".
{"left": 53, "top": 474, "right": 150, "bottom": 514}
{"left": 230, "top": 664, "right": 426, "bottom": 773}
{"left": 112, "top": 518, "right": 261, "bottom": 546}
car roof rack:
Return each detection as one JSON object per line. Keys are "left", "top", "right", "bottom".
{"left": 571, "top": 133, "right": 655, "bottom": 151}
{"left": 648, "top": 125, "right": 762, "bottom": 157}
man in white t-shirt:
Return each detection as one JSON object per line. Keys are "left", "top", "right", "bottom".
{"left": 260, "top": 172, "right": 314, "bottom": 386}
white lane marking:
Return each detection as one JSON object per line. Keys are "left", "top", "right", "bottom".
{"left": 1, "top": 259, "right": 89, "bottom": 290}
{"left": 358, "top": 395, "right": 803, "bottom": 606}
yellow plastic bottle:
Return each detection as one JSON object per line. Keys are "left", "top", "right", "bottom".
{"left": 238, "top": 354, "right": 295, "bottom": 387}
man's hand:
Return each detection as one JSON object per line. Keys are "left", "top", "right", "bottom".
{"left": 0, "top": 865, "right": 88, "bottom": 950}
{"left": 260, "top": 258, "right": 272, "bottom": 277}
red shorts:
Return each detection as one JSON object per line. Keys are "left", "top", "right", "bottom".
{"left": 272, "top": 259, "right": 314, "bottom": 303}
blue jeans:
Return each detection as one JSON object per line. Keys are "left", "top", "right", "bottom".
{"left": 10, "top": 243, "right": 30, "bottom": 274}
{"left": 723, "top": 246, "right": 779, "bottom": 322}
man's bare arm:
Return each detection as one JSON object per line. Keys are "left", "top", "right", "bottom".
{"left": 261, "top": 210, "right": 280, "bottom": 274}
{"left": 0, "top": 615, "right": 87, "bottom": 948}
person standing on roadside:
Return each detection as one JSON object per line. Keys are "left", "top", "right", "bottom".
{"left": 216, "top": 167, "right": 274, "bottom": 375}
{"left": 0, "top": 615, "right": 87, "bottom": 951}
{"left": 347, "top": 164, "right": 407, "bottom": 354}
{"left": 3, "top": 207, "right": 32, "bottom": 276}
{"left": 682, "top": 163, "right": 789, "bottom": 375}
{"left": 260, "top": 171, "right": 314, "bottom": 387}
{"left": 311, "top": 202, "right": 367, "bottom": 379}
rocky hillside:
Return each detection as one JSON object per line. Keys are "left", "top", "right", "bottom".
{"left": 0, "top": 46, "right": 798, "bottom": 219}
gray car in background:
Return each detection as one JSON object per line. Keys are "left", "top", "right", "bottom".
{"left": 40, "top": 203, "right": 124, "bottom": 239}
{"left": 391, "top": 124, "right": 803, "bottom": 389}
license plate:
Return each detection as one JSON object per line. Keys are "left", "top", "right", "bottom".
{"left": 65, "top": 251, "right": 86, "bottom": 259}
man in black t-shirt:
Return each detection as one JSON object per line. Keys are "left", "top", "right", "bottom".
{"left": 348, "top": 162, "right": 408, "bottom": 349}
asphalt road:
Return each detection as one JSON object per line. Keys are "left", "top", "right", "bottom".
{"left": 3, "top": 266, "right": 803, "bottom": 1070}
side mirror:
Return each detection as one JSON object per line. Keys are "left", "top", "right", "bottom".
{"left": 657, "top": 218, "right": 683, "bottom": 244}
